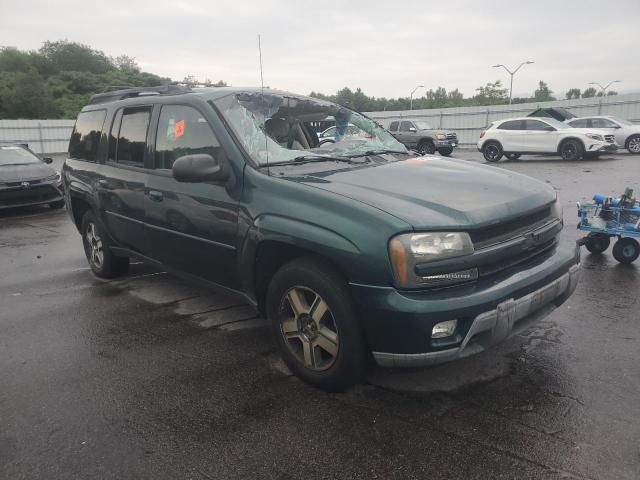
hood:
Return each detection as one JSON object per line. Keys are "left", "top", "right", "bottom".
{"left": 293, "top": 156, "right": 555, "bottom": 229}
{"left": 0, "top": 162, "right": 56, "bottom": 183}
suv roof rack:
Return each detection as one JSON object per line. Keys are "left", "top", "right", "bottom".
{"left": 88, "top": 84, "right": 193, "bottom": 105}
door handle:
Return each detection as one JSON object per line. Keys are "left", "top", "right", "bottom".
{"left": 147, "top": 190, "right": 164, "bottom": 202}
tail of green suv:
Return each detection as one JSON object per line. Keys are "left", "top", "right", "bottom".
{"left": 63, "top": 85, "right": 579, "bottom": 390}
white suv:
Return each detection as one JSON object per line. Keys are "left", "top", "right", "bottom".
{"left": 478, "top": 117, "right": 618, "bottom": 162}
{"left": 566, "top": 115, "right": 640, "bottom": 154}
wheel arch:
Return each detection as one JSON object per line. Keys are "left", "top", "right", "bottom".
{"left": 240, "top": 215, "right": 362, "bottom": 316}
{"left": 480, "top": 139, "right": 503, "bottom": 151}
{"left": 624, "top": 133, "right": 640, "bottom": 149}
{"left": 557, "top": 136, "right": 586, "bottom": 153}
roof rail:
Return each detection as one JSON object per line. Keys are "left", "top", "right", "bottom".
{"left": 88, "top": 84, "right": 192, "bottom": 105}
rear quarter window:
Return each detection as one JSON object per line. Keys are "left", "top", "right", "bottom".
{"left": 68, "top": 110, "right": 107, "bottom": 161}
{"left": 497, "top": 120, "right": 524, "bottom": 130}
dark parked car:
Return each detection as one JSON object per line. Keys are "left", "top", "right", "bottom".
{"left": 0, "top": 143, "right": 64, "bottom": 210}
{"left": 63, "top": 85, "right": 580, "bottom": 390}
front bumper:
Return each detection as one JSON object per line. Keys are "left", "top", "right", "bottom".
{"left": 0, "top": 181, "right": 63, "bottom": 209}
{"left": 435, "top": 140, "right": 457, "bottom": 149}
{"left": 587, "top": 142, "right": 618, "bottom": 152}
{"left": 350, "top": 244, "right": 580, "bottom": 367}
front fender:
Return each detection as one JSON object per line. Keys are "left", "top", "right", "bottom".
{"left": 238, "top": 214, "right": 362, "bottom": 300}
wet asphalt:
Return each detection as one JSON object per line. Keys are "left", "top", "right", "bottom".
{"left": 1, "top": 151, "right": 639, "bottom": 479}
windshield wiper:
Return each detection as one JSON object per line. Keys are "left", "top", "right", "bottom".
{"left": 261, "top": 155, "right": 368, "bottom": 167}
{"left": 348, "top": 149, "right": 407, "bottom": 157}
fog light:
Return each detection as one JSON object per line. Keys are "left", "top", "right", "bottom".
{"left": 432, "top": 320, "right": 458, "bottom": 339}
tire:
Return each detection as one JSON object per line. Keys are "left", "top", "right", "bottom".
{"left": 266, "top": 256, "right": 368, "bottom": 391}
{"left": 585, "top": 233, "right": 610, "bottom": 254}
{"left": 504, "top": 153, "right": 521, "bottom": 160}
{"left": 81, "top": 210, "right": 129, "bottom": 278}
{"left": 612, "top": 238, "right": 640, "bottom": 264}
{"left": 49, "top": 200, "right": 65, "bottom": 209}
{"left": 626, "top": 134, "right": 640, "bottom": 154}
{"left": 417, "top": 140, "right": 436, "bottom": 155}
{"left": 559, "top": 139, "right": 584, "bottom": 161}
{"left": 482, "top": 142, "right": 503, "bottom": 162}
{"left": 438, "top": 147, "right": 453, "bottom": 157}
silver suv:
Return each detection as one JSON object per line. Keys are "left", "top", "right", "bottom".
{"left": 387, "top": 120, "right": 458, "bottom": 156}
{"left": 567, "top": 116, "right": 640, "bottom": 154}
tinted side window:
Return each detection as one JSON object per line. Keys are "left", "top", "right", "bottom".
{"left": 399, "top": 121, "right": 414, "bottom": 132}
{"left": 110, "top": 107, "right": 151, "bottom": 167}
{"left": 568, "top": 119, "right": 588, "bottom": 128}
{"left": 155, "top": 105, "right": 221, "bottom": 169}
{"left": 525, "top": 120, "right": 553, "bottom": 131}
{"left": 497, "top": 120, "right": 523, "bottom": 130}
{"left": 68, "top": 110, "right": 106, "bottom": 161}
{"left": 389, "top": 121, "right": 399, "bottom": 132}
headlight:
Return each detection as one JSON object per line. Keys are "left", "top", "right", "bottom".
{"left": 585, "top": 133, "right": 603, "bottom": 141}
{"left": 436, "top": 133, "right": 447, "bottom": 140}
{"left": 389, "top": 232, "right": 475, "bottom": 288}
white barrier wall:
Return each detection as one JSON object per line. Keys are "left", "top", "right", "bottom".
{"left": 0, "top": 119, "right": 75, "bottom": 154}
{"left": 366, "top": 92, "right": 640, "bottom": 145}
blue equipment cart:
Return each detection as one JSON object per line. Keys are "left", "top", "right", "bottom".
{"left": 577, "top": 191, "right": 640, "bottom": 264}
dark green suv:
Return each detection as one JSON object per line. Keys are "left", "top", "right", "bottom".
{"left": 63, "top": 85, "right": 580, "bottom": 390}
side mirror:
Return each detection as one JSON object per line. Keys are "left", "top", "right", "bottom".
{"left": 43, "top": 157, "right": 53, "bottom": 164}
{"left": 544, "top": 126, "right": 556, "bottom": 132}
{"left": 612, "top": 125, "right": 622, "bottom": 129}
{"left": 172, "top": 154, "right": 228, "bottom": 183}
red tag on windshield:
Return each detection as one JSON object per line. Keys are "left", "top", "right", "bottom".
{"left": 175, "top": 120, "right": 185, "bottom": 138}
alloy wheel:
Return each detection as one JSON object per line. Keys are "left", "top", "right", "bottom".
{"left": 85, "top": 222, "right": 104, "bottom": 269}
{"left": 485, "top": 145, "right": 500, "bottom": 161}
{"left": 629, "top": 137, "right": 640, "bottom": 153}
{"left": 278, "top": 286, "right": 339, "bottom": 371}
{"left": 562, "top": 142, "right": 578, "bottom": 160}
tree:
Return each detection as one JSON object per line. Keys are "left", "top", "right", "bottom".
{"left": 113, "top": 55, "right": 139, "bottom": 73}
{"left": 473, "top": 80, "right": 508, "bottom": 105}
{"left": 533, "top": 81, "right": 555, "bottom": 101}
{"left": 0, "top": 41, "right": 172, "bottom": 118}
{"left": 607, "top": 90, "right": 618, "bottom": 96}
{"left": 0, "top": 71, "right": 59, "bottom": 118}
{"left": 582, "top": 87, "right": 597, "bottom": 98}
{"left": 566, "top": 88, "right": 581, "bottom": 100}
{"left": 39, "top": 40, "right": 113, "bottom": 74}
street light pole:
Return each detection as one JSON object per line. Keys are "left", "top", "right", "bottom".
{"left": 492, "top": 61, "right": 534, "bottom": 104}
{"left": 589, "top": 80, "right": 621, "bottom": 96}
{"left": 589, "top": 80, "right": 621, "bottom": 114}
{"left": 409, "top": 85, "right": 424, "bottom": 110}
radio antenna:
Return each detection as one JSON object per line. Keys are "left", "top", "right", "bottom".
{"left": 258, "top": 34, "right": 269, "bottom": 173}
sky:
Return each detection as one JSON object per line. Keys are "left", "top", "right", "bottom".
{"left": 1, "top": 0, "right": 639, "bottom": 99}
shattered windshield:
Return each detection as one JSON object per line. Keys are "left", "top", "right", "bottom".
{"left": 212, "top": 91, "right": 407, "bottom": 166}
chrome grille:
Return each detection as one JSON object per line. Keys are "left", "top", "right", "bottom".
{"left": 604, "top": 134, "right": 615, "bottom": 144}
{"left": 446, "top": 133, "right": 457, "bottom": 141}
{"left": 469, "top": 208, "right": 552, "bottom": 248}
